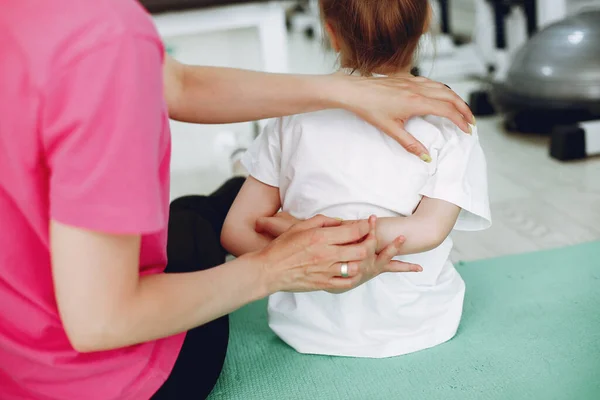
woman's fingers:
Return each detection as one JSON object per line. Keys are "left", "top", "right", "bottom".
{"left": 314, "top": 215, "right": 344, "bottom": 228}
{"left": 325, "top": 217, "right": 378, "bottom": 283}
{"left": 334, "top": 242, "right": 371, "bottom": 263}
{"left": 381, "top": 121, "right": 431, "bottom": 161}
{"left": 417, "top": 87, "right": 474, "bottom": 125}
{"left": 409, "top": 77, "right": 474, "bottom": 119}
{"left": 351, "top": 75, "right": 476, "bottom": 161}
{"left": 331, "top": 215, "right": 377, "bottom": 263}
{"left": 398, "top": 77, "right": 474, "bottom": 132}
{"left": 328, "top": 261, "right": 360, "bottom": 278}
{"left": 315, "top": 220, "right": 370, "bottom": 245}
{"left": 326, "top": 275, "right": 363, "bottom": 292}
{"left": 453, "top": 98, "right": 474, "bottom": 125}
{"left": 419, "top": 98, "right": 471, "bottom": 134}
{"left": 291, "top": 214, "right": 343, "bottom": 233}
{"left": 365, "top": 215, "right": 378, "bottom": 248}
{"left": 367, "top": 214, "right": 376, "bottom": 231}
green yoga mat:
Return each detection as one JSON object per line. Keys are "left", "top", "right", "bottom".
{"left": 208, "top": 242, "right": 600, "bottom": 400}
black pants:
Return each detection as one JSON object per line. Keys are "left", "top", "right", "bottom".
{"left": 152, "top": 177, "right": 245, "bottom": 400}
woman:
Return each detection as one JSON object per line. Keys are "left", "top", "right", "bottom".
{"left": 0, "top": 0, "right": 474, "bottom": 399}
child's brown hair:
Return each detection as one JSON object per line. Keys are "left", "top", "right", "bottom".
{"left": 320, "top": 0, "right": 430, "bottom": 76}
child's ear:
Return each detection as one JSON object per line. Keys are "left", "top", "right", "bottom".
{"left": 324, "top": 22, "right": 341, "bottom": 52}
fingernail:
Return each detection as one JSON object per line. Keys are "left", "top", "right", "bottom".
{"left": 420, "top": 153, "right": 432, "bottom": 163}
{"left": 335, "top": 217, "right": 343, "bottom": 221}
{"left": 472, "top": 115, "right": 477, "bottom": 125}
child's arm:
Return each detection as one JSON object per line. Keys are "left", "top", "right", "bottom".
{"left": 374, "top": 122, "right": 491, "bottom": 255}
{"left": 374, "top": 197, "right": 461, "bottom": 255}
{"left": 221, "top": 177, "right": 282, "bottom": 257}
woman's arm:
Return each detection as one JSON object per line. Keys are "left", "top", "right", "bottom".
{"left": 164, "top": 56, "right": 335, "bottom": 124}
{"left": 221, "top": 177, "right": 282, "bottom": 257}
{"left": 52, "top": 215, "right": 411, "bottom": 353}
{"left": 163, "top": 55, "right": 474, "bottom": 160}
{"left": 51, "top": 221, "right": 268, "bottom": 353}
{"left": 374, "top": 197, "right": 461, "bottom": 254}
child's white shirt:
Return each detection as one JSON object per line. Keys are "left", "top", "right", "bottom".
{"left": 242, "top": 108, "right": 492, "bottom": 358}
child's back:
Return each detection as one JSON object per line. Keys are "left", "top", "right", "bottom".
{"left": 273, "top": 109, "right": 453, "bottom": 222}
{"left": 244, "top": 109, "right": 491, "bottom": 357}
{"left": 230, "top": 0, "right": 491, "bottom": 358}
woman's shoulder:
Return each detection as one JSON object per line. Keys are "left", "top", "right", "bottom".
{"left": 22, "top": 0, "right": 161, "bottom": 74}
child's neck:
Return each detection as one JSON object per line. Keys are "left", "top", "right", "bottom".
{"left": 373, "top": 68, "right": 413, "bottom": 78}
{"left": 371, "top": 61, "right": 414, "bottom": 77}
{"left": 341, "top": 64, "right": 414, "bottom": 78}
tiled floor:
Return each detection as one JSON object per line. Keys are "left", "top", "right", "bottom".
{"left": 165, "top": 26, "right": 600, "bottom": 262}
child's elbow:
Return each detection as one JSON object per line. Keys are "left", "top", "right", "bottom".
{"left": 220, "top": 219, "right": 236, "bottom": 254}
{"left": 425, "top": 228, "right": 451, "bottom": 251}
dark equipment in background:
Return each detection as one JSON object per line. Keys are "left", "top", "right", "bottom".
{"left": 462, "top": 1, "right": 600, "bottom": 161}
{"left": 487, "top": 8, "right": 600, "bottom": 160}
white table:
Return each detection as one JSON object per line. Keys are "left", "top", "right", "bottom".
{"left": 151, "top": 1, "right": 289, "bottom": 74}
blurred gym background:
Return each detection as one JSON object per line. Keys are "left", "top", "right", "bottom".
{"left": 139, "top": 0, "right": 600, "bottom": 262}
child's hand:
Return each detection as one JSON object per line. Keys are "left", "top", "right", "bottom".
{"left": 258, "top": 214, "right": 359, "bottom": 238}
{"left": 255, "top": 212, "right": 302, "bottom": 238}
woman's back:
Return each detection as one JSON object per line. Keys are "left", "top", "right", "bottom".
{"left": 0, "top": 1, "right": 182, "bottom": 398}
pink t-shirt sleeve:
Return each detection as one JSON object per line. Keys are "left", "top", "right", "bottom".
{"left": 43, "top": 34, "right": 167, "bottom": 234}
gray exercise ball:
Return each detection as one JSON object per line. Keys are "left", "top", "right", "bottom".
{"left": 493, "top": 9, "right": 600, "bottom": 112}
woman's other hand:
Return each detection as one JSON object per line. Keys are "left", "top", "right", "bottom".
{"left": 254, "top": 215, "right": 421, "bottom": 295}
{"left": 334, "top": 74, "right": 475, "bottom": 161}
{"left": 326, "top": 216, "right": 422, "bottom": 294}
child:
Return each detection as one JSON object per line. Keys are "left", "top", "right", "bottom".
{"left": 221, "top": 0, "right": 491, "bottom": 358}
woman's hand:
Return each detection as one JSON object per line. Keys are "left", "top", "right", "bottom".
{"left": 334, "top": 73, "right": 475, "bottom": 161}
{"left": 254, "top": 214, "right": 421, "bottom": 295}
{"left": 326, "top": 216, "right": 422, "bottom": 294}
